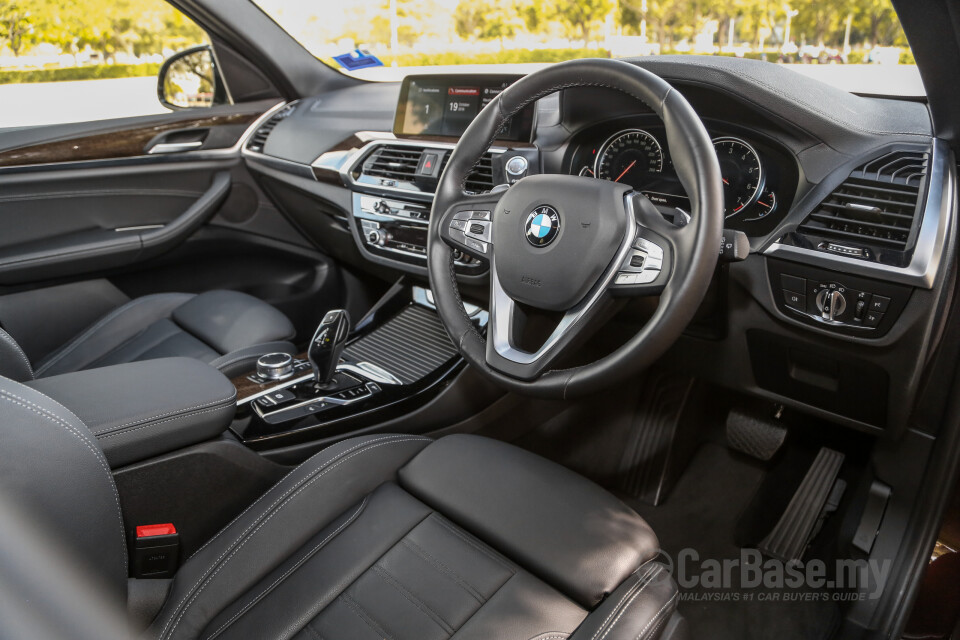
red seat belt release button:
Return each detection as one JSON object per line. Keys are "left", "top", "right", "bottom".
{"left": 132, "top": 523, "right": 180, "bottom": 578}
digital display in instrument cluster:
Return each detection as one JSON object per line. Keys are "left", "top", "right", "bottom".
{"left": 395, "top": 75, "right": 534, "bottom": 141}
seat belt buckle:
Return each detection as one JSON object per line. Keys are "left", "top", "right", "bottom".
{"left": 132, "top": 523, "right": 180, "bottom": 578}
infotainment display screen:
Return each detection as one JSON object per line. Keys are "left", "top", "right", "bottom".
{"left": 394, "top": 75, "right": 534, "bottom": 141}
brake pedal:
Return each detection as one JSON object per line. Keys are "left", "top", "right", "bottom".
{"left": 758, "top": 447, "right": 846, "bottom": 562}
{"left": 726, "top": 403, "right": 788, "bottom": 461}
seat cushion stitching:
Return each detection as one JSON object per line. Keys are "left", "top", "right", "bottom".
{"left": 590, "top": 565, "right": 657, "bottom": 640}
{"left": 0, "top": 328, "right": 33, "bottom": 378}
{"left": 635, "top": 591, "right": 677, "bottom": 640}
{"left": 341, "top": 593, "right": 398, "bottom": 640}
{"left": 280, "top": 509, "right": 435, "bottom": 639}
{"left": 0, "top": 390, "right": 127, "bottom": 571}
{"left": 160, "top": 437, "right": 431, "bottom": 640}
{"left": 35, "top": 293, "right": 190, "bottom": 375}
{"left": 204, "top": 497, "right": 369, "bottom": 640}
{"left": 187, "top": 434, "right": 423, "bottom": 561}
{"left": 429, "top": 514, "right": 516, "bottom": 571}
{"left": 597, "top": 565, "right": 662, "bottom": 640}
{"left": 372, "top": 564, "right": 455, "bottom": 634}
{"left": 91, "top": 392, "right": 237, "bottom": 435}
{"left": 400, "top": 537, "right": 486, "bottom": 604}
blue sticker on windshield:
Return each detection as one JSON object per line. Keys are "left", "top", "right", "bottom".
{"left": 333, "top": 49, "right": 384, "bottom": 70}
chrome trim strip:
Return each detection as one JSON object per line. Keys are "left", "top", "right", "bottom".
{"left": 338, "top": 362, "right": 402, "bottom": 386}
{"left": 237, "top": 360, "right": 404, "bottom": 406}
{"left": 253, "top": 382, "right": 380, "bottom": 420}
{"left": 763, "top": 138, "right": 954, "bottom": 289}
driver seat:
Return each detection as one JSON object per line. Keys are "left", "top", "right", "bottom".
{"left": 0, "top": 376, "right": 687, "bottom": 640}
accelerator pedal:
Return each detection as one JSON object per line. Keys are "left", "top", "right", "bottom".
{"left": 759, "top": 447, "right": 846, "bottom": 562}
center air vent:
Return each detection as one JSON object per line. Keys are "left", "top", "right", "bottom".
{"left": 245, "top": 102, "right": 298, "bottom": 154}
{"left": 361, "top": 145, "right": 423, "bottom": 182}
{"left": 355, "top": 143, "right": 499, "bottom": 194}
{"left": 796, "top": 150, "right": 928, "bottom": 257}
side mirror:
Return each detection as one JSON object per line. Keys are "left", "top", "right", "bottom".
{"left": 157, "top": 45, "right": 229, "bottom": 110}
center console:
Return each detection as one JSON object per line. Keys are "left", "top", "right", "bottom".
{"left": 229, "top": 286, "right": 486, "bottom": 450}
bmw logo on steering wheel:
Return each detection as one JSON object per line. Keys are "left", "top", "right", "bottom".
{"left": 524, "top": 206, "right": 561, "bottom": 247}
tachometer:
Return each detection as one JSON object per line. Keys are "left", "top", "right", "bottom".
{"left": 713, "top": 137, "right": 763, "bottom": 218}
{"left": 595, "top": 129, "right": 663, "bottom": 187}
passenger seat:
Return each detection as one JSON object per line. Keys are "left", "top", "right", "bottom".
{"left": 0, "top": 290, "right": 296, "bottom": 382}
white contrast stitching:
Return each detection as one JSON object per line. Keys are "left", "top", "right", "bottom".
{"left": 636, "top": 592, "right": 677, "bottom": 640}
{"left": 0, "top": 388, "right": 127, "bottom": 571}
{"left": 159, "top": 436, "right": 430, "bottom": 640}
{"left": 597, "top": 565, "right": 661, "bottom": 640}
{"left": 591, "top": 565, "right": 656, "bottom": 640}
{"left": 204, "top": 497, "right": 369, "bottom": 640}
{"left": 188, "top": 435, "right": 423, "bottom": 560}
{"left": 96, "top": 405, "right": 235, "bottom": 440}
{"left": 91, "top": 391, "right": 237, "bottom": 435}
{"left": 0, "top": 328, "right": 33, "bottom": 378}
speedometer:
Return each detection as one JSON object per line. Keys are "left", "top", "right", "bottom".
{"left": 595, "top": 129, "right": 663, "bottom": 187}
{"left": 712, "top": 137, "right": 763, "bottom": 218}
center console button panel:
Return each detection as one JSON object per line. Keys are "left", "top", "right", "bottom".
{"left": 767, "top": 258, "right": 912, "bottom": 337}
{"left": 352, "top": 193, "right": 484, "bottom": 273}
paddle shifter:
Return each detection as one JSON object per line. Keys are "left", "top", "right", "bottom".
{"left": 307, "top": 309, "right": 350, "bottom": 387}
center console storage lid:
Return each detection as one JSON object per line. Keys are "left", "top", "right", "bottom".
{"left": 27, "top": 357, "right": 236, "bottom": 468}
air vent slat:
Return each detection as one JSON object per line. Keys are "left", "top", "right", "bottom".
{"left": 358, "top": 143, "right": 497, "bottom": 194}
{"left": 245, "top": 102, "right": 298, "bottom": 154}
{"left": 361, "top": 144, "right": 423, "bottom": 183}
{"left": 796, "top": 149, "right": 928, "bottom": 256}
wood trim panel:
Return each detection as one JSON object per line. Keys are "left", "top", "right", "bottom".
{"left": 0, "top": 112, "right": 260, "bottom": 168}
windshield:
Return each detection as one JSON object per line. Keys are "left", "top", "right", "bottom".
{"left": 253, "top": 0, "right": 921, "bottom": 97}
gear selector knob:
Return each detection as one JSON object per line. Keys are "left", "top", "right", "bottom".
{"left": 308, "top": 309, "right": 350, "bottom": 386}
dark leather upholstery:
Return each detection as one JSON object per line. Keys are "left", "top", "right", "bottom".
{"left": 0, "top": 290, "right": 296, "bottom": 382}
{"left": 27, "top": 358, "right": 237, "bottom": 468}
{"left": 0, "top": 326, "right": 33, "bottom": 381}
{"left": 0, "top": 380, "right": 682, "bottom": 640}
{"left": 0, "top": 376, "right": 128, "bottom": 602}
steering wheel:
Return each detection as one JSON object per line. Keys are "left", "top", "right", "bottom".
{"left": 427, "top": 59, "right": 723, "bottom": 399}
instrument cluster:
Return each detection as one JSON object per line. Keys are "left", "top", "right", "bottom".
{"left": 569, "top": 120, "right": 797, "bottom": 236}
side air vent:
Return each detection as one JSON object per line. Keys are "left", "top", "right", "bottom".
{"left": 245, "top": 102, "right": 298, "bottom": 153}
{"left": 796, "top": 150, "right": 928, "bottom": 258}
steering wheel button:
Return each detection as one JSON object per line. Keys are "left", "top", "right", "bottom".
{"left": 636, "top": 270, "right": 660, "bottom": 284}
{"left": 634, "top": 237, "right": 664, "bottom": 260}
{"left": 449, "top": 228, "right": 467, "bottom": 245}
{"left": 615, "top": 273, "right": 637, "bottom": 285}
{"left": 450, "top": 219, "right": 467, "bottom": 231}
{"left": 465, "top": 237, "right": 488, "bottom": 254}
{"left": 453, "top": 210, "right": 473, "bottom": 221}
{"left": 630, "top": 254, "right": 646, "bottom": 268}
{"left": 470, "top": 210, "right": 492, "bottom": 221}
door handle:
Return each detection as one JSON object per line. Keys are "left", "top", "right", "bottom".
{"left": 147, "top": 140, "right": 204, "bottom": 154}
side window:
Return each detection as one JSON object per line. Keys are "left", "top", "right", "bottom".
{"left": 0, "top": 0, "right": 220, "bottom": 127}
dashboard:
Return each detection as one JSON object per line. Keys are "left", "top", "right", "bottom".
{"left": 238, "top": 56, "right": 955, "bottom": 437}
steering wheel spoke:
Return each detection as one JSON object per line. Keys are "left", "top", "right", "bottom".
{"left": 609, "top": 192, "right": 679, "bottom": 296}
{"left": 438, "top": 192, "right": 504, "bottom": 262}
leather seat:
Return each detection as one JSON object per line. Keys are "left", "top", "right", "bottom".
{"left": 0, "top": 376, "right": 687, "bottom": 640}
{"left": 0, "top": 289, "right": 296, "bottom": 382}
